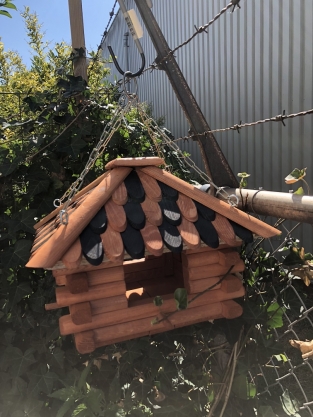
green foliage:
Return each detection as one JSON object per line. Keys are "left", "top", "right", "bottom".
{"left": 231, "top": 375, "right": 256, "bottom": 400}
{"left": 0, "top": 8, "right": 303, "bottom": 417}
{"left": 237, "top": 172, "right": 250, "bottom": 188}
{"left": 153, "top": 296, "right": 164, "bottom": 307}
{"left": 174, "top": 288, "right": 188, "bottom": 310}
{"left": 0, "top": 0, "right": 16, "bottom": 18}
{"left": 280, "top": 390, "right": 301, "bottom": 417}
{"left": 284, "top": 167, "right": 307, "bottom": 184}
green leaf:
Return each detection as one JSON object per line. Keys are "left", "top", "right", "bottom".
{"left": 2, "top": 1, "right": 17, "bottom": 10}
{"left": 0, "top": 161, "right": 18, "bottom": 176}
{"left": 267, "top": 302, "right": 285, "bottom": 329}
{"left": 4, "top": 328, "right": 16, "bottom": 344}
{"left": 28, "top": 365, "right": 58, "bottom": 395}
{"left": 7, "top": 347, "right": 36, "bottom": 378}
{"left": 109, "top": 372, "right": 121, "bottom": 403}
{"left": 242, "top": 300, "right": 267, "bottom": 325}
{"left": 0, "top": 9, "right": 12, "bottom": 17}
{"left": 258, "top": 406, "right": 277, "bottom": 417}
{"left": 153, "top": 296, "right": 164, "bottom": 306}
{"left": 72, "top": 403, "right": 89, "bottom": 416}
{"left": 154, "top": 404, "right": 196, "bottom": 417}
{"left": 85, "top": 388, "right": 105, "bottom": 414}
{"left": 273, "top": 353, "right": 288, "bottom": 362}
{"left": 283, "top": 247, "right": 305, "bottom": 266}
{"left": 9, "top": 282, "right": 32, "bottom": 307}
{"left": 11, "top": 398, "right": 43, "bottom": 417}
{"left": 8, "top": 208, "right": 37, "bottom": 234}
{"left": 294, "top": 186, "right": 304, "bottom": 195}
{"left": 285, "top": 167, "right": 307, "bottom": 184}
{"left": 280, "top": 389, "right": 301, "bottom": 416}
{"left": 77, "top": 363, "right": 91, "bottom": 390}
{"left": 2, "top": 240, "right": 33, "bottom": 269}
{"left": 57, "top": 135, "right": 86, "bottom": 158}
{"left": 56, "top": 399, "right": 76, "bottom": 417}
{"left": 49, "top": 347, "right": 65, "bottom": 369}
{"left": 237, "top": 172, "right": 250, "bottom": 178}
{"left": 28, "top": 178, "right": 51, "bottom": 197}
{"left": 174, "top": 288, "right": 188, "bottom": 310}
{"left": 49, "top": 386, "right": 80, "bottom": 401}
{"left": 232, "top": 375, "right": 256, "bottom": 399}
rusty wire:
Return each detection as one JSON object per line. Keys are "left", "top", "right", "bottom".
{"left": 88, "top": 0, "right": 117, "bottom": 74}
{"left": 145, "top": 0, "right": 241, "bottom": 73}
{"left": 172, "top": 108, "right": 313, "bottom": 143}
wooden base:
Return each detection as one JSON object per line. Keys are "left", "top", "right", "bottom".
{"left": 46, "top": 247, "right": 246, "bottom": 354}
{"left": 74, "top": 299, "right": 243, "bottom": 354}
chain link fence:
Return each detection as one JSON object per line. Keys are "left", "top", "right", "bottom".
{"left": 246, "top": 219, "right": 313, "bottom": 417}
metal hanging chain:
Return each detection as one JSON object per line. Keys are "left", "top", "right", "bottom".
{"left": 137, "top": 106, "right": 239, "bottom": 206}
{"left": 136, "top": 104, "right": 167, "bottom": 164}
{"left": 54, "top": 95, "right": 135, "bottom": 224}
{"left": 172, "top": 108, "right": 313, "bottom": 143}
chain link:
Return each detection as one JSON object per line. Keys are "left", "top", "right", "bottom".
{"left": 54, "top": 95, "right": 136, "bottom": 223}
{"left": 137, "top": 107, "right": 238, "bottom": 206}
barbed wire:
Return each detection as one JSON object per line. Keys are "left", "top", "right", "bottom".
{"left": 87, "top": 0, "right": 117, "bottom": 74}
{"left": 172, "top": 108, "right": 313, "bottom": 143}
{"left": 144, "top": 0, "right": 241, "bottom": 73}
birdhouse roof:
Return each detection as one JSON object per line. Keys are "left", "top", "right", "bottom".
{"left": 26, "top": 157, "right": 280, "bottom": 269}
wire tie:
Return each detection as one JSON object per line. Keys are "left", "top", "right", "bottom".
{"left": 274, "top": 110, "right": 286, "bottom": 126}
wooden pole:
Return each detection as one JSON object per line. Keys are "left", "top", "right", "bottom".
{"left": 132, "top": 0, "right": 238, "bottom": 189}
{"left": 68, "top": 0, "right": 88, "bottom": 81}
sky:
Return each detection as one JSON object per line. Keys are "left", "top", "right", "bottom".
{"left": 0, "top": 0, "right": 117, "bottom": 66}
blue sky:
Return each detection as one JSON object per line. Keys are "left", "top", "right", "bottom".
{"left": 0, "top": 0, "right": 116, "bottom": 66}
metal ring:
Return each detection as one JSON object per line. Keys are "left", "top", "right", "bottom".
{"left": 123, "top": 71, "right": 138, "bottom": 99}
{"left": 53, "top": 199, "right": 62, "bottom": 208}
{"left": 228, "top": 194, "right": 239, "bottom": 207}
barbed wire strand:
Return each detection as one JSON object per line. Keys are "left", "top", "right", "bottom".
{"left": 172, "top": 108, "right": 313, "bottom": 143}
{"left": 144, "top": 0, "right": 241, "bottom": 73}
{"left": 88, "top": 0, "right": 117, "bottom": 74}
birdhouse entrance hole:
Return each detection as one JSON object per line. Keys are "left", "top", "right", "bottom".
{"left": 125, "top": 252, "right": 184, "bottom": 307}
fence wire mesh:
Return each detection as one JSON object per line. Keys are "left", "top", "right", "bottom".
{"left": 246, "top": 219, "right": 313, "bottom": 417}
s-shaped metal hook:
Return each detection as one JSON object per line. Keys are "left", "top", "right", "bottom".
{"left": 108, "top": 0, "right": 145, "bottom": 78}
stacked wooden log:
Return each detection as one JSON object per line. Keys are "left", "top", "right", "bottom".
{"left": 47, "top": 244, "right": 245, "bottom": 354}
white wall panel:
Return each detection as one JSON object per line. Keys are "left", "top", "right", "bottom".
{"left": 102, "top": 0, "right": 313, "bottom": 250}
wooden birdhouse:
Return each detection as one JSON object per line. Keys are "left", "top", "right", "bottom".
{"left": 26, "top": 157, "right": 280, "bottom": 354}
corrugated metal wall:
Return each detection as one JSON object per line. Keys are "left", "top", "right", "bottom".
{"left": 102, "top": 0, "right": 313, "bottom": 250}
